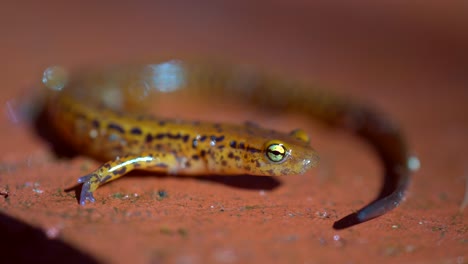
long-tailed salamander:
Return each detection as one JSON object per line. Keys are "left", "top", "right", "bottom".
{"left": 42, "top": 60, "right": 416, "bottom": 229}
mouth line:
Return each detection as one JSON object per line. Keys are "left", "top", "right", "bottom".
{"left": 300, "top": 152, "right": 320, "bottom": 174}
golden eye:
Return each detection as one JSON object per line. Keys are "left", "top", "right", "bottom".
{"left": 266, "top": 143, "right": 287, "bottom": 163}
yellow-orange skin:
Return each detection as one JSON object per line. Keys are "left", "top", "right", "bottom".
{"left": 46, "top": 62, "right": 319, "bottom": 205}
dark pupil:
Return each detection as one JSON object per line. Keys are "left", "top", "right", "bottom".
{"left": 271, "top": 150, "right": 281, "bottom": 156}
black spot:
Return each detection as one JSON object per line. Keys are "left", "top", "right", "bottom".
{"left": 229, "top": 140, "right": 237, "bottom": 148}
{"left": 91, "top": 119, "right": 100, "bottom": 128}
{"left": 155, "top": 133, "right": 166, "bottom": 140}
{"left": 145, "top": 134, "right": 153, "bottom": 143}
{"left": 185, "top": 161, "right": 191, "bottom": 168}
{"left": 130, "top": 127, "right": 142, "bottom": 135}
{"left": 200, "top": 150, "right": 206, "bottom": 157}
{"left": 112, "top": 167, "right": 127, "bottom": 176}
{"left": 221, "top": 160, "right": 227, "bottom": 166}
{"left": 244, "top": 166, "right": 251, "bottom": 171}
{"left": 234, "top": 155, "right": 241, "bottom": 161}
{"left": 228, "top": 152, "right": 234, "bottom": 159}
{"left": 158, "top": 121, "right": 166, "bottom": 126}
{"left": 108, "top": 123, "right": 125, "bottom": 134}
{"left": 238, "top": 142, "right": 245, "bottom": 149}
{"left": 182, "top": 134, "right": 190, "bottom": 143}
{"left": 191, "top": 154, "right": 199, "bottom": 160}
{"left": 213, "top": 135, "right": 225, "bottom": 142}
{"left": 217, "top": 145, "right": 225, "bottom": 149}
{"left": 167, "top": 133, "right": 181, "bottom": 140}
{"left": 246, "top": 147, "right": 261, "bottom": 153}
{"left": 199, "top": 135, "right": 207, "bottom": 142}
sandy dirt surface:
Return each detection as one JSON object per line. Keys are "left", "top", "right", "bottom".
{"left": 0, "top": 1, "right": 466, "bottom": 263}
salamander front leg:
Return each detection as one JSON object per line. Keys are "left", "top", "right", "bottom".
{"left": 77, "top": 152, "right": 180, "bottom": 205}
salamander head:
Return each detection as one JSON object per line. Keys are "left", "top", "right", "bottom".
{"left": 232, "top": 129, "right": 319, "bottom": 176}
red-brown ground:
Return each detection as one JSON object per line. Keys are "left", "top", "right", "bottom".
{"left": 0, "top": 1, "right": 466, "bottom": 263}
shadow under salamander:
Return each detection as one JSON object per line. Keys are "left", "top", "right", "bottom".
{"left": 65, "top": 171, "right": 282, "bottom": 203}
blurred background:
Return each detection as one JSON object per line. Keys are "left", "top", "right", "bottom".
{"left": 0, "top": 1, "right": 467, "bottom": 263}
{"left": 2, "top": 1, "right": 467, "bottom": 93}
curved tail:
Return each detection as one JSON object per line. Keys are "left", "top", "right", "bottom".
{"left": 188, "top": 63, "right": 415, "bottom": 228}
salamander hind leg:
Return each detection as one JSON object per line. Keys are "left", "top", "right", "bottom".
{"left": 77, "top": 152, "right": 181, "bottom": 205}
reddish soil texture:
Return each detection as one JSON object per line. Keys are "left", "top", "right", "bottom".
{"left": 0, "top": 2, "right": 466, "bottom": 263}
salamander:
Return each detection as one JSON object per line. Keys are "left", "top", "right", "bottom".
{"left": 43, "top": 60, "right": 415, "bottom": 228}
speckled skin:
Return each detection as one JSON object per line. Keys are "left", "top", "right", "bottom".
{"left": 45, "top": 60, "right": 412, "bottom": 227}
{"left": 46, "top": 62, "right": 319, "bottom": 205}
